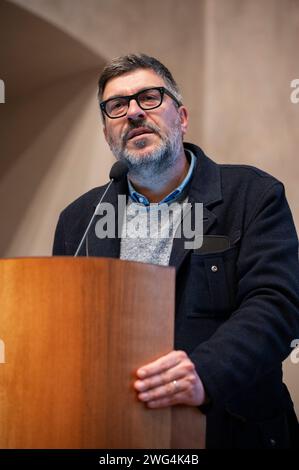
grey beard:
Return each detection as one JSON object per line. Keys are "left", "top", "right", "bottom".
{"left": 108, "top": 124, "right": 183, "bottom": 180}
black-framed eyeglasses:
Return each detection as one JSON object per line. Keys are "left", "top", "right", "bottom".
{"left": 100, "top": 86, "right": 182, "bottom": 119}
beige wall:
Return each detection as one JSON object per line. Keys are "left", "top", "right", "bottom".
{"left": 201, "top": 0, "right": 299, "bottom": 211}
{"left": 0, "top": 73, "right": 114, "bottom": 256}
{"left": 1, "top": 0, "right": 298, "bottom": 416}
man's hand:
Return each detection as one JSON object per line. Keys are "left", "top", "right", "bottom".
{"left": 134, "top": 350, "right": 207, "bottom": 408}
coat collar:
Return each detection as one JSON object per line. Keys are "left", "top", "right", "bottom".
{"left": 168, "top": 143, "right": 222, "bottom": 271}
{"left": 183, "top": 142, "right": 222, "bottom": 207}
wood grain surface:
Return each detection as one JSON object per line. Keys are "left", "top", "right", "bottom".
{"left": 0, "top": 257, "right": 204, "bottom": 448}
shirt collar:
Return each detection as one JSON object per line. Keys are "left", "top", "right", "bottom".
{"left": 127, "top": 149, "right": 196, "bottom": 206}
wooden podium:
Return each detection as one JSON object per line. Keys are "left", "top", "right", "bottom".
{"left": 0, "top": 257, "right": 205, "bottom": 449}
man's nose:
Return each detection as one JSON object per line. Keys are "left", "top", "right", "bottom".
{"left": 126, "top": 98, "right": 146, "bottom": 120}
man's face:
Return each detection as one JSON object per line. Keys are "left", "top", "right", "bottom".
{"left": 102, "top": 69, "right": 188, "bottom": 174}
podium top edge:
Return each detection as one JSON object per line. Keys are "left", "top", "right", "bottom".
{"left": 0, "top": 256, "right": 175, "bottom": 273}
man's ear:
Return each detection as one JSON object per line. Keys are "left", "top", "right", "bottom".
{"left": 179, "top": 106, "right": 189, "bottom": 136}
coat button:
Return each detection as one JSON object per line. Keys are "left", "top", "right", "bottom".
{"left": 269, "top": 438, "right": 276, "bottom": 447}
{"left": 211, "top": 265, "right": 218, "bottom": 272}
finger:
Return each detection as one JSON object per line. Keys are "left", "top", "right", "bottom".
{"left": 138, "top": 377, "right": 188, "bottom": 402}
{"left": 146, "top": 391, "right": 187, "bottom": 408}
{"left": 145, "top": 377, "right": 201, "bottom": 408}
{"left": 135, "top": 356, "right": 195, "bottom": 392}
{"left": 136, "top": 350, "right": 187, "bottom": 379}
{"left": 134, "top": 363, "right": 186, "bottom": 392}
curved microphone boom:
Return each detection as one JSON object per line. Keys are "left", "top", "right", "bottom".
{"left": 74, "top": 161, "right": 129, "bottom": 256}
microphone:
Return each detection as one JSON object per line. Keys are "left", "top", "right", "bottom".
{"left": 74, "top": 161, "right": 129, "bottom": 256}
{"left": 109, "top": 160, "right": 129, "bottom": 181}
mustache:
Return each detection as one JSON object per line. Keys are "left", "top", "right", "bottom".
{"left": 122, "top": 120, "right": 161, "bottom": 143}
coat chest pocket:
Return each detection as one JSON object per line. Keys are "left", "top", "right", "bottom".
{"left": 185, "top": 243, "right": 239, "bottom": 317}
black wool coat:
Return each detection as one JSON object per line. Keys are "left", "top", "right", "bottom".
{"left": 53, "top": 143, "right": 299, "bottom": 449}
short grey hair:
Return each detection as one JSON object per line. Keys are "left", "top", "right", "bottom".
{"left": 97, "top": 53, "right": 183, "bottom": 105}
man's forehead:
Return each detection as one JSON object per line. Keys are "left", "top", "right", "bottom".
{"left": 103, "top": 69, "right": 166, "bottom": 99}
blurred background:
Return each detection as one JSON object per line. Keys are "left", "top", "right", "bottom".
{"left": 0, "top": 0, "right": 298, "bottom": 416}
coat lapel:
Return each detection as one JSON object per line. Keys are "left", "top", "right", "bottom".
{"left": 169, "top": 143, "right": 223, "bottom": 272}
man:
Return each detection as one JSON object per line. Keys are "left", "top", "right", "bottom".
{"left": 53, "top": 53, "right": 299, "bottom": 448}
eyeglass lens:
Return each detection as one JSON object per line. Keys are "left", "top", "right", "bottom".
{"left": 106, "top": 88, "right": 163, "bottom": 117}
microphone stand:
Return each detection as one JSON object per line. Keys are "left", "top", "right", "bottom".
{"left": 74, "top": 179, "right": 114, "bottom": 257}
